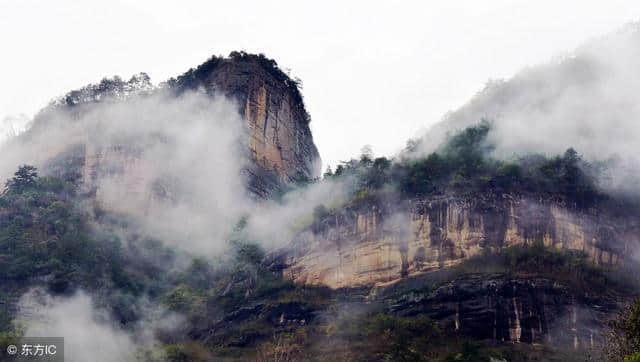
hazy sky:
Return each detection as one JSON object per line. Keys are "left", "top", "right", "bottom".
{"left": 1, "top": 1, "right": 640, "bottom": 168}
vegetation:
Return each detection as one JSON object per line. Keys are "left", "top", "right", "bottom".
{"left": 49, "top": 73, "right": 153, "bottom": 109}
{"left": 453, "top": 244, "right": 638, "bottom": 295}
{"left": 0, "top": 165, "right": 324, "bottom": 358}
{"left": 607, "top": 299, "right": 640, "bottom": 361}
{"left": 166, "top": 51, "right": 310, "bottom": 123}
{"left": 321, "top": 312, "right": 441, "bottom": 361}
{"left": 0, "top": 165, "right": 182, "bottom": 328}
{"left": 1, "top": 164, "right": 105, "bottom": 288}
{"left": 324, "top": 121, "right": 606, "bottom": 210}
{"left": 0, "top": 121, "right": 636, "bottom": 360}
{"left": 0, "top": 161, "right": 634, "bottom": 361}
{"left": 247, "top": 309, "right": 570, "bottom": 362}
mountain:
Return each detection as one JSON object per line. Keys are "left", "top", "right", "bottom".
{"left": 279, "top": 188, "right": 636, "bottom": 350}
{"left": 1, "top": 39, "right": 640, "bottom": 361}
{"left": 272, "top": 25, "right": 640, "bottom": 358}
{"left": 413, "top": 24, "right": 640, "bottom": 170}
{"left": 165, "top": 51, "right": 321, "bottom": 196}
{"left": 2, "top": 52, "right": 320, "bottom": 203}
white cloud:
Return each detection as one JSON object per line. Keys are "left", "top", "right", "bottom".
{"left": 18, "top": 289, "right": 142, "bottom": 362}
{"left": 3, "top": 2, "right": 640, "bottom": 168}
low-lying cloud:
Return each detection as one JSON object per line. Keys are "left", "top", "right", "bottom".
{"left": 0, "top": 80, "right": 355, "bottom": 260}
{"left": 17, "top": 288, "right": 182, "bottom": 362}
{"left": 413, "top": 23, "right": 640, "bottom": 194}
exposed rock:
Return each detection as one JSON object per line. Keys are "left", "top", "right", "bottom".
{"left": 282, "top": 194, "right": 635, "bottom": 289}
{"left": 39, "top": 53, "right": 320, "bottom": 206}
{"left": 380, "top": 273, "right": 622, "bottom": 347}
{"left": 167, "top": 52, "right": 321, "bottom": 196}
{"left": 196, "top": 301, "right": 316, "bottom": 347}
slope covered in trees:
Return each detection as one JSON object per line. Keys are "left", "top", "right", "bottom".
{"left": 324, "top": 121, "right": 612, "bottom": 212}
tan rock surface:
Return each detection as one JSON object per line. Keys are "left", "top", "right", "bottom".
{"left": 283, "top": 197, "right": 633, "bottom": 289}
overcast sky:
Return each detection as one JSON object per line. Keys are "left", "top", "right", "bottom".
{"left": 1, "top": 1, "right": 640, "bottom": 168}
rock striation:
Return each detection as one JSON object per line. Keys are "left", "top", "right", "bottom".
{"left": 379, "top": 273, "right": 620, "bottom": 348}
{"left": 282, "top": 195, "right": 635, "bottom": 289}
{"left": 167, "top": 52, "right": 321, "bottom": 196}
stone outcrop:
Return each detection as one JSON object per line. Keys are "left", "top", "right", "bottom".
{"left": 378, "top": 273, "right": 621, "bottom": 348}
{"left": 41, "top": 52, "right": 320, "bottom": 203}
{"left": 168, "top": 52, "right": 321, "bottom": 196}
{"left": 277, "top": 194, "right": 636, "bottom": 349}
{"left": 282, "top": 195, "right": 635, "bottom": 289}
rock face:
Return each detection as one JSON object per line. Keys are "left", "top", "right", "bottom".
{"left": 44, "top": 53, "right": 320, "bottom": 203}
{"left": 279, "top": 194, "right": 635, "bottom": 349}
{"left": 379, "top": 273, "right": 620, "bottom": 348}
{"left": 168, "top": 52, "right": 321, "bottom": 196}
{"left": 282, "top": 195, "right": 634, "bottom": 289}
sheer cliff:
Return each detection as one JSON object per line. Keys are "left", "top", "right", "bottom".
{"left": 166, "top": 52, "right": 321, "bottom": 196}
{"left": 269, "top": 192, "right": 637, "bottom": 351}
{"left": 268, "top": 120, "right": 639, "bottom": 352}
{"left": 24, "top": 52, "right": 320, "bottom": 213}
{"left": 283, "top": 194, "right": 633, "bottom": 289}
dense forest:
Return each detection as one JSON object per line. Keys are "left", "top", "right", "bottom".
{"left": 323, "top": 121, "right": 614, "bottom": 211}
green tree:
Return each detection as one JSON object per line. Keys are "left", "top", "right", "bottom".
{"left": 606, "top": 299, "right": 640, "bottom": 360}
{"left": 4, "top": 165, "right": 38, "bottom": 194}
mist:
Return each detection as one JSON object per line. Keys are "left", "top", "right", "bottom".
{"left": 16, "top": 288, "right": 183, "bottom": 362}
{"left": 0, "top": 80, "right": 360, "bottom": 263}
{"left": 0, "top": 83, "right": 359, "bottom": 359}
{"left": 413, "top": 23, "right": 640, "bottom": 193}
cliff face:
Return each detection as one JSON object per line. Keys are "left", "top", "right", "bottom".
{"left": 379, "top": 273, "right": 620, "bottom": 349}
{"left": 49, "top": 53, "right": 320, "bottom": 208}
{"left": 168, "top": 52, "right": 321, "bottom": 196}
{"left": 277, "top": 194, "right": 635, "bottom": 349}
{"left": 80, "top": 142, "right": 156, "bottom": 214}
{"left": 282, "top": 195, "right": 633, "bottom": 289}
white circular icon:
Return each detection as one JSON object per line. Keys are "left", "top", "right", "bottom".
{"left": 6, "top": 344, "right": 17, "bottom": 355}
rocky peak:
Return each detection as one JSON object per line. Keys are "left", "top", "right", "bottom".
{"left": 35, "top": 52, "right": 321, "bottom": 202}
{"left": 166, "top": 52, "right": 321, "bottom": 195}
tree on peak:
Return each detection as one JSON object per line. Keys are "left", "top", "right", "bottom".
{"left": 47, "top": 73, "right": 154, "bottom": 110}
{"left": 4, "top": 164, "right": 38, "bottom": 194}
